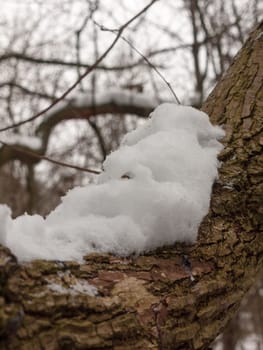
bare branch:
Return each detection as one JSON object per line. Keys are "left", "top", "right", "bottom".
{"left": 36, "top": 91, "right": 158, "bottom": 148}
{"left": 120, "top": 35, "right": 181, "bottom": 104}
{"left": 0, "top": 0, "right": 159, "bottom": 133}
{"left": 92, "top": 15, "right": 180, "bottom": 104}
{"left": 0, "top": 81, "right": 56, "bottom": 100}
{"left": 0, "top": 140, "right": 101, "bottom": 174}
{"left": 0, "top": 89, "right": 160, "bottom": 168}
{"left": 0, "top": 51, "right": 167, "bottom": 71}
{"left": 75, "top": 1, "right": 99, "bottom": 87}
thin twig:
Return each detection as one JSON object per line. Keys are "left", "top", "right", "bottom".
{"left": 0, "top": 140, "right": 101, "bottom": 175}
{"left": 0, "top": 0, "right": 158, "bottom": 133}
{"left": 120, "top": 36, "right": 181, "bottom": 104}
{"left": 0, "top": 52, "right": 166, "bottom": 71}
{"left": 0, "top": 81, "right": 56, "bottom": 100}
{"left": 94, "top": 20, "right": 181, "bottom": 104}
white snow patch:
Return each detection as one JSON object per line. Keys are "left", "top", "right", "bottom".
{"left": 46, "top": 271, "right": 98, "bottom": 296}
{"left": 0, "top": 134, "right": 42, "bottom": 149}
{"left": 43, "top": 89, "right": 158, "bottom": 121}
{"left": 0, "top": 103, "right": 224, "bottom": 262}
{"left": 74, "top": 88, "right": 158, "bottom": 109}
{"left": 48, "top": 280, "right": 98, "bottom": 296}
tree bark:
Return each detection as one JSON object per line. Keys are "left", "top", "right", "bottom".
{"left": 0, "top": 22, "right": 262, "bottom": 350}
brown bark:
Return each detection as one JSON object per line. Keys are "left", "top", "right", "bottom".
{"left": 0, "top": 22, "right": 262, "bottom": 350}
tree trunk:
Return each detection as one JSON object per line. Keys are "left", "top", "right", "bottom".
{"left": 0, "top": 22, "right": 262, "bottom": 350}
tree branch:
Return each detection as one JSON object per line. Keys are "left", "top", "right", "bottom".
{"left": 0, "top": 52, "right": 167, "bottom": 72}
{"left": 0, "top": 140, "right": 101, "bottom": 174}
{"left": 0, "top": 0, "right": 159, "bottom": 133}
{"left": 0, "top": 90, "right": 159, "bottom": 168}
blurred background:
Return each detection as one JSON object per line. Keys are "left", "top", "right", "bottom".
{"left": 0, "top": 1, "right": 262, "bottom": 348}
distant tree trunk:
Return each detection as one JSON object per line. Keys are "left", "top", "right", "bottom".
{"left": 221, "top": 318, "right": 238, "bottom": 350}
{"left": 0, "top": 22, "right": 262, "bottom": 350}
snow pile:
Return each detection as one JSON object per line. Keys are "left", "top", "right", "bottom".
{"left": 0, "top": 103, "right": 224, "bottom": 262}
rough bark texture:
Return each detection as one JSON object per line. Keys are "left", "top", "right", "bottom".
{"left": 0, "top": 23, "right": 262, "bottom": 350}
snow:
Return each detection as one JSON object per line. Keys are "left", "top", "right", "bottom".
{"left": 74, "top": 88, "right": 158, "bottom": 109}
{"left": 43, "top": 89, "right": 158, "bottom": 121}
{"left": 0, "top": 103, "right": 224, "bottom": 262}
{"left": 0, "top": 134, "right": 42, "bottom": 150}
{"left": 47, "top": 274, "right": 98, "bottom": 296}
{"left": 48, "top": 281, "right": 97, "bottom": 296}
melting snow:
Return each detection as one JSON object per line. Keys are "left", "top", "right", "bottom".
{"left": 0, "top": 103, "right": 224, "bottom": 262}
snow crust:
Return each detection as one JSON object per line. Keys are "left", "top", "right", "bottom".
{"left": 0, "top": 103, "right": 224, "bottom": 262}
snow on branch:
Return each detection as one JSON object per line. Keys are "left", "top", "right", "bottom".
{"left": 0, "top": 103, "right": 224, "bottom": 262}
{"left": 0, "top": 89, "right": 159, "bottom": 168}
{"left": 0, "top": 0, "right": 159, "bottom": 133}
